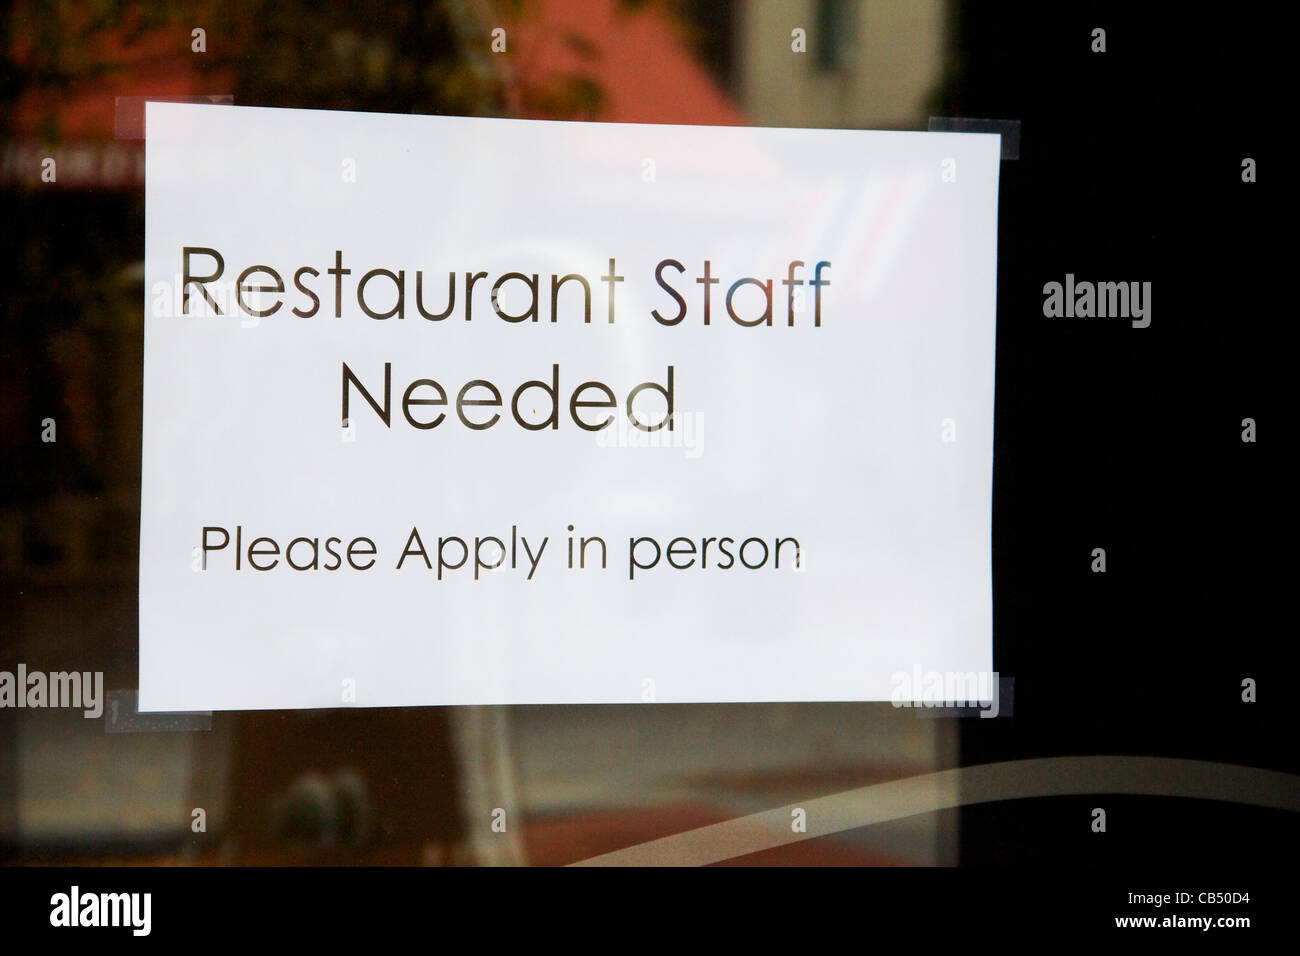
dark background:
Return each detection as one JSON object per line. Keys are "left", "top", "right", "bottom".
{"left": 951, "top": 2, "right": 1287, "bottom": 866}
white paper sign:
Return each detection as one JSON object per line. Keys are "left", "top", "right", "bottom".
{"left": 139, "top": 102, "right": 999, "bottom": 711}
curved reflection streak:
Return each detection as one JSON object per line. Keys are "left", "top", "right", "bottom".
{"left": 569, "top": 756, "right": 1300, "bottom": 866}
